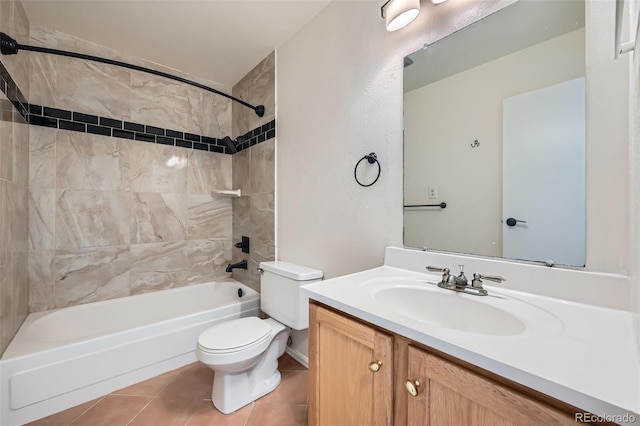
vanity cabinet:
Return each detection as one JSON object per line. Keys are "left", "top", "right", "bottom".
{"left": 308, "top": 301, "right": 394, "bottom": 426}
{"left": 402, "top": 345, "right": 573, "bottom": 426}
{"left": 309, "top": 302, "right": 581, "bottom": 426}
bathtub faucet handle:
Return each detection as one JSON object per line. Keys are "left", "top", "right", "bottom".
{"left": 234, "top": 236, "right": 250, "bottom": 254}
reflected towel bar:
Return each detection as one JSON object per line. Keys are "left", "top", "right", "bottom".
{"left": 404, "top": 202, "right": 447, "bottom": 208}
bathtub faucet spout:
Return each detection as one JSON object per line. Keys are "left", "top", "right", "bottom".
{"left": 225, "top": 260, "right": 248, "bottom": 273}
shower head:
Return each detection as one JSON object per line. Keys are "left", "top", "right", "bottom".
{"left": 220, "top": 136, "right": 249, "bottom": 154}
{"left": 220, "top": 136, "right": 238, "bottom": 154}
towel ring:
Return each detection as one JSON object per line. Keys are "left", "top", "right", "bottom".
{"left": 354, "top": 153, "right": 381, "bottom": 187}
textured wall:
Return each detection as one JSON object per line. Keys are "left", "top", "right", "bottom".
{"left": 276, "top": 0, "right": 513, "bottom": 279}
{"left": 277, "top": 0, "right": 630, "bottom": 279}
{"left": 276, "top": 0, "right": 631, "bottom": 361}
{"left": 275, "top": 0, "right": 512, "bottom": 361}
{"left": 0, "top": 0, "right": 30, "bottom": 355}
{"left": 27, "top": 27, "right": 236, "bottom": 311}
{"left": 230, "top": 52, "right": 276, "bottom": 293}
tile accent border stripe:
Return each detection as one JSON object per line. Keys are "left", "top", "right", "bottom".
{"left": 0, "top": 59, "right": 275, "bottom": 155}
{"left": 0, "top": 60, "right": 29, "bottom": 125}
{"left": 28, "top": 103, "right": 276, "bottom": 155}
{"left": 236, "top": 120, "right": 277, "bottom": 151}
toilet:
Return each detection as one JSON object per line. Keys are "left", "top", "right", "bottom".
{"left": 196, "top": 261, "right": 323, "bottom": 414}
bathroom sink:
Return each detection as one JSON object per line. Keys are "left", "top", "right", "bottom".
{"left": 361, "top": 278, "right": 563, "bottom": 337}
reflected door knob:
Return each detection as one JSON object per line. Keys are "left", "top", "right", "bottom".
{"left": 505, "top": 217, "right": 527, "bottom": 227}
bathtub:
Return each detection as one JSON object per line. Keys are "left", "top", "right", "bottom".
{"left": 0, "top": 279, "right": 259, "bottom": 426}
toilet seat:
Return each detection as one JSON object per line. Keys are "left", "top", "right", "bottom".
{"left": 198, "top": 317, "right": 272, "bottom": 354}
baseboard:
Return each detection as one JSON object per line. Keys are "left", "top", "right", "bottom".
{"left": 285, "top": 346, "right": 309, "bottom": 369}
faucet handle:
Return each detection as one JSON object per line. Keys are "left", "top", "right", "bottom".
{"left": 426, "top": 266, "right": 450, "bottom": 284}
{"left": 471, "top": 273, "right": 506, "bottom": 288}
{"left": 426, "top": 265, "right": 448, "bottom": 273}
{"left": 456, "top": 265, "right": 468, "bottom": 285}
{"left": 426, "top": 266, "right": 450, "bottom": 276}
{"left": 457, "top": 264, "right": 467, "bottom": 277}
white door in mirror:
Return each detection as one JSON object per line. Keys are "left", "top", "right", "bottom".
{"left": 502, "top": 77, "right": 586, "bottom": 267}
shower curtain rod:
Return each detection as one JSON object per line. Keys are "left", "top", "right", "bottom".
{"left": 0, "top": 32, "right": 265, "bottom": 117}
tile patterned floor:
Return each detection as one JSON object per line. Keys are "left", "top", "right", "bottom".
{"left": 28, "top": 354, "right": 308, "bottom": 426}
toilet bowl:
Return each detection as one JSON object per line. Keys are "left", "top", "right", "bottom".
{"left": 197, "top": 317, "right": 288, "bottom": 414}
{"left": 196, "top": 261, "right": 323, "bottom": 414}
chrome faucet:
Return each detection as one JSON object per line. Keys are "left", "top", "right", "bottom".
{"left": 426, "top": 265, "right": 506, "bottom": 296}
{"left": 427, "top": 265, "right": 467, "bottom": 289}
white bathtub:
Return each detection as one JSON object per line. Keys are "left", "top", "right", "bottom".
{"left": 0, "top": 280, "right": 260, "bottom": 426}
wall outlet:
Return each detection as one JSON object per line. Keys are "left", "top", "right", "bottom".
{"left": 428, "top": 186, "right": 438, "bottom": 199}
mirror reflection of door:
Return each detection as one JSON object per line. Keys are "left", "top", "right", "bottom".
{"left": 402, "top": 0, "right": 586, "bottom": 266}
{"left": 502, "top": 78, "right": 586, "bottom": 266}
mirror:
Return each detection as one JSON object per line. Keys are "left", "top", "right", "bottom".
{"left": 403, "top": 0, "right": 586, "bottom": 267}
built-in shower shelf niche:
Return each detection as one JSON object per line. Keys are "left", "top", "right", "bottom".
{"left": 211, "top": 189, "right": 242, "bottom": 197}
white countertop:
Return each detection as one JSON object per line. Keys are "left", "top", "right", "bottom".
{"left": 302, "top": 264, "right": 640, "bottom": 423}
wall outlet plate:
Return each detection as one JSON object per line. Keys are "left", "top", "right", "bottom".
{"left": 428, "top": 186, "right": 438, "bottom": 199}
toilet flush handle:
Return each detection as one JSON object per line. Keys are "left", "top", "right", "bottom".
{"left": 257, "top": 267, "right": 264, "bottom": 275}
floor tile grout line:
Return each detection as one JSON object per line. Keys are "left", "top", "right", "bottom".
{"left": 41, "top": 356, "right": 306, "bottom": 424}
{"left": 68, "top": 395, "right": 106, "bottom": 425}
{"left": 183, "top": 398, "right": 207, "bottom": 426}
{"left": 109, "top": 368, "right": 180, "bottom": 398}
{"left": 153, "top": 367, "right": 184, "bottom": 396}
{"left": 125, "top": 395, "right": 156, "bottom": 426}
{"left": 243, "top": 401, "right": 256, "bottom": 426}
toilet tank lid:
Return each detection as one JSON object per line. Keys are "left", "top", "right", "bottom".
{"left": 260, "top": 261, "right": 323, "bottom": 281}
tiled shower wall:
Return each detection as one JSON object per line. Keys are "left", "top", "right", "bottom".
{"left": 28, "top": 128, "right": 234, "bottom": 310}
{"left": 0, "top": 0, "right": 30, "bottom": 354}
{"left": 27, "top": 27, "right": 237, "bottom": 311}
{"left": 29, "top": 26, "right": 232, "bottom": 135}
{"left": 231, "top": 52, "right": 276, "bottom": 292}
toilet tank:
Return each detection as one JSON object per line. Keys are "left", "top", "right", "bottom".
{"left": 259, "top": 261, "right": 323, "bottom": 330}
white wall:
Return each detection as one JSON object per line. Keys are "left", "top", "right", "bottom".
{"left": 585, "top": 1, "right": 630, "bottom": 273}
{"left": 630, "top": 4, "right": 640, "bottom": 353}
{"left": 276, "top": 0, "right": 631, "bottom": 354}
{"left": 276, "top": 0, "right": 512, "bottom": 279}
{"left": 276, "top": 0, "right": 515, "bottom": 359}
{"left": 404, "top": 29, "right": 585, "bottom": 257}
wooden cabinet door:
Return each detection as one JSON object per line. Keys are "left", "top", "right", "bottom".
{"left": 309, "top": 303, "right": 393, "bottom": 426}
{"left": 405, "top": 346, "right": 574, "bottom": 426}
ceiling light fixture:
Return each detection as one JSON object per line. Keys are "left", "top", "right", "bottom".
{"left": 381, "top": 0, "right": 421, "bottom": 32}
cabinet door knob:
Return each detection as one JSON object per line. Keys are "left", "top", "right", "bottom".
{"left": 368, "top": 360, "right": 382, "bottom": 372}
{"left": 405, "top": 379, "right": 420, "bottom": 397}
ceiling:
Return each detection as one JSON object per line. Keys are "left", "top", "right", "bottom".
{"left": 23, "top": 0, "right": 332, "bottom": 87}
{"left": 404, "top": 0, "right": 585, "bottom": 92}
